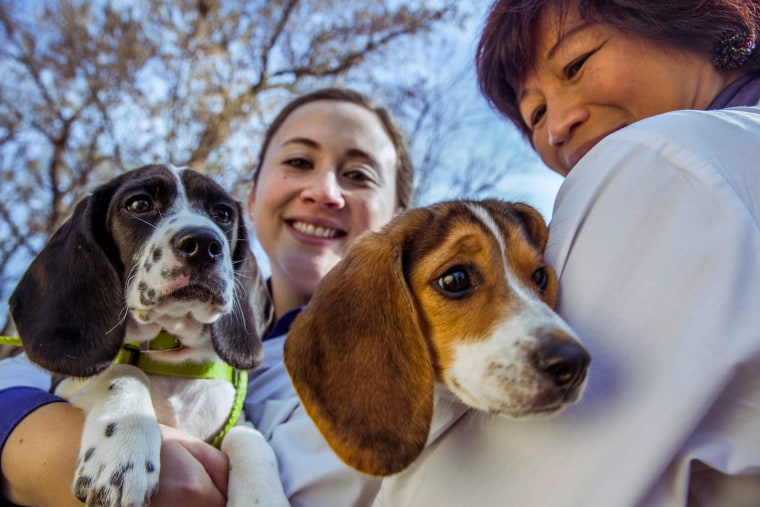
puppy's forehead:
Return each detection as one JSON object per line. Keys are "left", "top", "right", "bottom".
{"left": 108, "top": 164, "right": 179, "bottom": 208}
{"left": 176, "top": 167, "right": 232, "bottom": 207}
{"left": 405, "top": 200, "right": 518, "bottom": 263}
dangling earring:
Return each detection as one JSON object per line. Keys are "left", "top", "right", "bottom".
{"left": 712, "top": 30, "right": 756, "bottom": 70}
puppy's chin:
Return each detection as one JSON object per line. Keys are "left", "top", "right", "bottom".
{"left": 442, "top": 374, "right": 586, "bottom": 420}
{"left": 132, "top": 297, "right": 228, "bottom": 324}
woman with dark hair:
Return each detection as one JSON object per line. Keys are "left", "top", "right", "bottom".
{"left": 371, "top": 1, "right": 760, "bottom": 506}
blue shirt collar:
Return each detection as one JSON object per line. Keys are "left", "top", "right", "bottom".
{"left": 263, "top": 306, "right": 303, "bottom": 341}
{"left": 708, "top": 71, "right": 760, "bottom": 109}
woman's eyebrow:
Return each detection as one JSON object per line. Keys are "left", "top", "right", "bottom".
{"left": 345, "top": 147, "right": 379, "bottom": 166}
{"left": 546, "top": 21, "right": 592, "bottom": 60}
{"left": 282, "top": 137, "right": 319, "bottom": 149}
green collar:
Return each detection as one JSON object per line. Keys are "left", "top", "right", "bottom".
{"left": 116, "top": 331, "right": 247, "bottom": 448}
{"left": 117, "top": 331, "right": 237, "bottom": 382}
{"left": 0, "top": 335, "right": 21, "bottom": 347}
{"left": 1, "top": 332, "right": 246, "bottom": 449}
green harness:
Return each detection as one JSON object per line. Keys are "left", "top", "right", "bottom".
{"left": 0, "top": 332, "right": 246, "bottom": 448}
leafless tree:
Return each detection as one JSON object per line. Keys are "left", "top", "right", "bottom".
{"left": 0, "top": 1, "right": 531, "bottom": 336}
{"left": 0, "top": 0, "right": 469, "bottom": 334}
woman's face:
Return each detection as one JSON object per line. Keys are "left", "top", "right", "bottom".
{"left": 518, "top": 7, "right": 734, "bottom": 175}
{"left": 249, "top": 100, "right": 398, "bottom": 309}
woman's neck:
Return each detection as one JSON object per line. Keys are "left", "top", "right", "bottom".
{"left": 708, "top": 70, "right": 760, "bottom": 109}
{"left": 269, "top": 274, "right": 311, "bottom": 320}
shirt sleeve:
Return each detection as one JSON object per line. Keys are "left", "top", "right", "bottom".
{"left": 0, "top": 387, "right": 64, "bottom": 452}
{"left": 546, "top": 108, "right": 760, "bottom": 505}
{"left": 0, "top": 354, "right": 64, "bottom": 464}
{"left": 373, "top": 107, "right": 760, "bottom": 507}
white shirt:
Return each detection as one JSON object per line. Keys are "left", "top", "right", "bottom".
{"left": 372, "top": 107, "right": 760, "bottom": 507}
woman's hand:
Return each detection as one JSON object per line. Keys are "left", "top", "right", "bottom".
{"left": 152, "top": 425, "right": 229, "bottom": 507}
{"left": 1, "top": 402, "right": 229, "bottom": 506}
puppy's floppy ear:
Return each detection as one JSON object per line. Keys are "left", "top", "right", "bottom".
{"left": 9, "top": 180, "right": 126, "bottom": 377}
{"left": 211, "top": 202, "right": 272, "bottom": 370}
{"left": 285, "top": 210, "right": 434, "bottom": 477}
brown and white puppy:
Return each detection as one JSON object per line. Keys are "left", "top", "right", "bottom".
{"left": 284, "top": 198, "right": 590, "bottom": 477}
{"left": 9, "top": 164, "right": 287, "bottom": 507}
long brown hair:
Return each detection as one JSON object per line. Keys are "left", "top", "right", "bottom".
{"left": 476, "top": 0, "right": 760, "bottom": 135}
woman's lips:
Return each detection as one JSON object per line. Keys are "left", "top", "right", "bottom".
{"left": 287, "top": 219, "right": 346, "bottom": 241}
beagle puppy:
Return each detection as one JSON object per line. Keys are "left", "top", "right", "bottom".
{"left": 9, "top": 164, "right": 288, "bottom": 507}
{"left": 284, "top": 199, "right": 590, "bottom": 477}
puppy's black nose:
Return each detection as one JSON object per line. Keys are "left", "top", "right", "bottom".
{"left": 534, "top": 338, "right": 590, "bottom": 391}
{"left": 173, "top": 226, "right": 224, "bottom": 268}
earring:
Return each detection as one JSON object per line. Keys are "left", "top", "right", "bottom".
{"left": 713, "top": 30, "right": 756, "bottom": 70}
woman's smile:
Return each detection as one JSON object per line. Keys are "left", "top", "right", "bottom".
{"left": 287, "top": 218, "right": 346, "bottom": 240}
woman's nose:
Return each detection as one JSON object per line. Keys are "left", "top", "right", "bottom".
{"left": 301, "top": 170, "right": 345, "bottom": 209}
{"left": 547, "top": 101, "right": 588, "bottom": 146}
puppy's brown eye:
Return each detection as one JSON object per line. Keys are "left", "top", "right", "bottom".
{"left": 212, "top": 204, "right": 234, "bottom": 225}
{"left": 437, "top": 267, "right": 471, "bottom": 296}
{"left": 126, "top": 195, "right": 153, "bottom": 214}
{"left": 532, "top": 267, "right": 549, "bottom": 292}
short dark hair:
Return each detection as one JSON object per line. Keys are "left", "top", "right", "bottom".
{"left": 476, "top": 0, "right": 760, "bottom": 135}
{"left": 252, "top": 88, "right": 414, "bottom": 211}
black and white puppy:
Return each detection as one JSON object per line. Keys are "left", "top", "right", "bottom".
{"left": 9, "top": 164, "right": 288, "bottom": 507}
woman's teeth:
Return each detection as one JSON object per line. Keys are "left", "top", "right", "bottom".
{"left": 292, "top": 221, "right": 340, "bottom": 238}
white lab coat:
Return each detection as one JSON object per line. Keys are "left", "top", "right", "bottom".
{"left": 372, "top": 106, "right": 760, "bottom": 507}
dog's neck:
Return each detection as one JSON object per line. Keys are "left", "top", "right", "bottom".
{"left": 115, "top": 331, "right": 247, "bottom": 448}
{"left": 117, "top": 332, "right": 234, "bottom": 382}
{"left": 128, "top": 330, "right": 183, "bottom": 352}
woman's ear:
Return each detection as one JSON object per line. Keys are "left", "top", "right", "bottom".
{"left": 246, "top": 185, "right": 257, "bottom": 223}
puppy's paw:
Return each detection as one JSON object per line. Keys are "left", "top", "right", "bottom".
{"left": 73, "top": 417, "right": 161, "bottom": 507}
{"left": 223, "top": 425, "right": 289, "bottom": 507}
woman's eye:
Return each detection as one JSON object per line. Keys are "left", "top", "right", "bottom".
{"left": 530, "top": 105, "right": 547, "bottom": 129}
{"left": 532, "top": 267, "right": 549, "bottom": 293}
{"left": 284, "top": 157, "right": 312, "bottom": 170}
{"left": 126, "top": 195, "right": 153, "bottom": 214}
{"left": 211, "top": 204, "right": 234, "bottom": 225}
{"left": 565, "top": 52, "right": 591, "bottom": 79}
{"left": 344, "top": 168, "right": 376, "bottom": 185}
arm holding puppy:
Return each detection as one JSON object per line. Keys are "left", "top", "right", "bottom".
{"left": 1, "top": 387, "right": 228, "bottom": 507}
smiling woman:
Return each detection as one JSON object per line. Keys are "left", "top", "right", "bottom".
{"left": 517, "top": 15, "right": 742, "bottom": 174}
{"left": 248, "top": 92, "right": 407, "bottom": 319}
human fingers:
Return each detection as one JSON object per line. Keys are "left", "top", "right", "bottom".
{"left": 161, "top": 424, "right": 230, "bottom": 494}
{"left": 149, "top": 425, "right": 229, "bottom": 507}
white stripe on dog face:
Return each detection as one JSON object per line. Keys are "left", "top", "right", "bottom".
{"left": 443, "top": 202, "right": 582, "bottom": 417}
{"left": 125, "top": 167, "right": 235, "bottom": 343}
